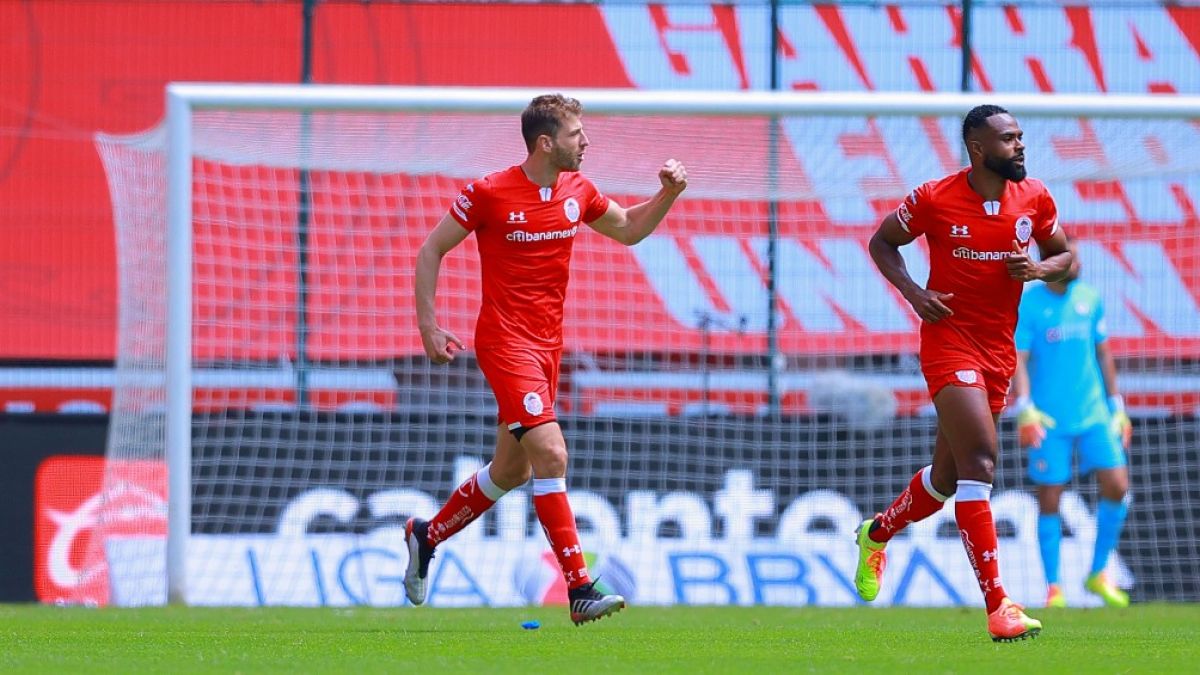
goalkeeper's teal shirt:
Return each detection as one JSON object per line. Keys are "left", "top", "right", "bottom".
{"left": 1015, "top": 280, "right": 1111, "bottom": 433}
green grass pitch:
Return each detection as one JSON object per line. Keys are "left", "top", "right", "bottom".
{"left": 2, "top": 604, "right": 1196, "bottom": 673}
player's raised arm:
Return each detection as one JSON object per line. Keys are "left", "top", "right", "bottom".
{"left": 415, "top": 213, "right": 470, "bottom": 364}
{"left": 587, "top": 159, "right": 688, "bottom": 246}
{"left": 869, "top": 211, "right": 954, "bottom": 323}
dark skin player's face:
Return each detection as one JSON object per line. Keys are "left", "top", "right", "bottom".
{"left": 970, "top": 113, "right": 1026, "bottom": 182}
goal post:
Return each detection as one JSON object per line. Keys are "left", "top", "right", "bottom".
{"left": 165, "top": 87, "right": 194, "bottom": 605}
{"left": 93, "top": 83, "right": 1200, "bottom": 607}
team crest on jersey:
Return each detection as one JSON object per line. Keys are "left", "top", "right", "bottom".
{"left": 1015, "top": 216, "right": 1033, "bottom": 243}
{"left": 955, "top": 370, "right": 978, "bottom": 385}
{"left": 523, "top": 392, "right": 544, "bottom": 416}
{"left": 564, "top": 197, "right": 581, "bottom": 223}
{"left": 1075, "top": 302, "right": 1089, "bottom": 315}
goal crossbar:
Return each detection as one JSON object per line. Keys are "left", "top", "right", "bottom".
{"left": 168, "top": 83, "right": 1200, "bottom": 118}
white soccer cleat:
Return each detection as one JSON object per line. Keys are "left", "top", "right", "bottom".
{"left": 404, "top": 517, "right": 436, "bottom": 606}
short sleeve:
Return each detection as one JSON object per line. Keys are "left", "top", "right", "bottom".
{"left": 448, "top": 180, "right": 486, "bottom": 232}
{"left": 1034, "top": 185, "right": 1059, "bottom": 241}
{"left": 1093, "top": 296, "right": 1108, "bottom": 344}
{"left": 581, "top": 177, "right": 610, "bottom": 223}
{"left": 1015, "top": 293, "right": 1035, "bottom": 351}
{"left": 896, "top": 182, "right": 934, "bottom": 236}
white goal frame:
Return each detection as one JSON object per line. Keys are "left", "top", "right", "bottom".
{"left": 162, "top": 83, "right": 1200, "bottom": 603}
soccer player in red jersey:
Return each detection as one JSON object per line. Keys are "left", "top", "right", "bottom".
{"left": 858, "top": 105, "right": 1073, "bottom": 641}
{"left": 408, "top": 94, "right": 688, "bottom": 625}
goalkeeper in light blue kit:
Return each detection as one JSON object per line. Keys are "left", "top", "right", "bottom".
{"left": 1012, "top": 236, "right": 1132, "bottom": 608}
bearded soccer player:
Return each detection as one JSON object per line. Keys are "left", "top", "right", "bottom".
{"left": 408, "top": 94, "right": 688, "bottom": 625}
{"left": 861, "top": 104, "right": 1072, "bottom": 642}
{"left": 1013, "top": 236, "right": 1132, "bottom": 609}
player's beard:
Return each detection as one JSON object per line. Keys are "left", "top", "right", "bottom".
{"left": 551, "top": 144, "right": 582, "bottom": 172}
{"left": 984, "top": 153, "right": 1026, "bottom": 182}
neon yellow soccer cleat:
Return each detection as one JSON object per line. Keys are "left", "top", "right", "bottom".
{"left": 1085, "top": 572, "right": 1130, "bottom": 608}
{"left": 853, "top": 517, "right": 887, "bottom": 602}
{"left": 988, "top": 598, "right": 1042, "bottom": 642}
{"left": 1045, "top": 584, "right": 1066, "bottom": 608}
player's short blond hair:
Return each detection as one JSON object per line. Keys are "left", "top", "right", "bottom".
{"left": 521, "top": 94, "right": 583, "bottom": 152}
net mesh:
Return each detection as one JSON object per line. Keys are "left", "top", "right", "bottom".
{"left": 93, "top": 99, "right": 1200, "bottom": 607}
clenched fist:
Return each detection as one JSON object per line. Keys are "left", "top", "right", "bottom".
{"left": 659, "top": 159, "right": 688, "bottom": 194}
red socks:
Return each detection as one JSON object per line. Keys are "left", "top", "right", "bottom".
{"left": 426, "top": 464, "right": 507, "bottom": 546}
{"left": 869, "top": 466, "right": 950, "bottom": 543}
{"left": 426, "top": 468, "right": 590, "bottom": 592}
{"left": 533, "top": 477, "right": 591, "bottom": 590}
{"left": 956, "top": 480, "right": 1007, "bottom": 613}
{"left": 871, "top": 471, "right": 1007, "bottom": 613}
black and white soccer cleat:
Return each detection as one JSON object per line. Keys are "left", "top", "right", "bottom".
{"left": 568, "top": 580, "right": 626, "bottom": 626}
{"left": 403, "top": 517, "right": 436, "bottom": 605}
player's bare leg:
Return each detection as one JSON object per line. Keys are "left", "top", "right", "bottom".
{"left": 1086, "top": 466, "right": 1131, "bottom": 607}
{"left": 489, "top": 423, "right": 535, "bottom": 489}
{"left": 1096, "top": 467, "right": 1129, "bottom": 503}
{"left": 935, "top": 385, "right": 1041, "bottom": 641}
{"left": 405, "top": 425, "right": 528, "bottom": 605}
{"left": 521, "top": 422, "right": 625, "bottom": 625}
{"left": 928, "top": 426, "right": 959, "bottom": 498}
{"left": 1036, "top": 484, "right": 1067, "bottom": 607}
{"left": 854, "top": 427, "right": 956, "bottom": 601}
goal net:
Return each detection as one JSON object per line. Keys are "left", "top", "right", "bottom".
{"left": 91, "top": 85, "right": 1200, "bottom": 607}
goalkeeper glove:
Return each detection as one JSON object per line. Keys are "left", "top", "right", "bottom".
{"left": 1016, "top": 397, "right": 1056, "bottom": 449}
{"left": 1109, "top": 394, "right": 1132, "bottom": 449}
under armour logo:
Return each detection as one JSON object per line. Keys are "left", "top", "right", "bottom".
{"left": 950, "top": 224, "right": 970, "bottom": 237}
{"left": 562, "top": 544, "right": 582, "bottom": 557}
{"left": 982, "top": 549, "right": 998, "bottom": 562}
{"left": 508, "top": 211, "right": 526, "bottom": 223}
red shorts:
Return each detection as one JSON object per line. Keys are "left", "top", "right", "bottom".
{"left": 922, "top": 359, "right": 1011, "bottom": 414}
{"left": 475, "top": 345, "right": 560, "bottom": 432}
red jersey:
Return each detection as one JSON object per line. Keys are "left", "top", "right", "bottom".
{"left": 448, "top": 165, "right": 609, "bottom": 350}
{"left": 896, "top": 168, "right": 1059, "bottom": 376}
